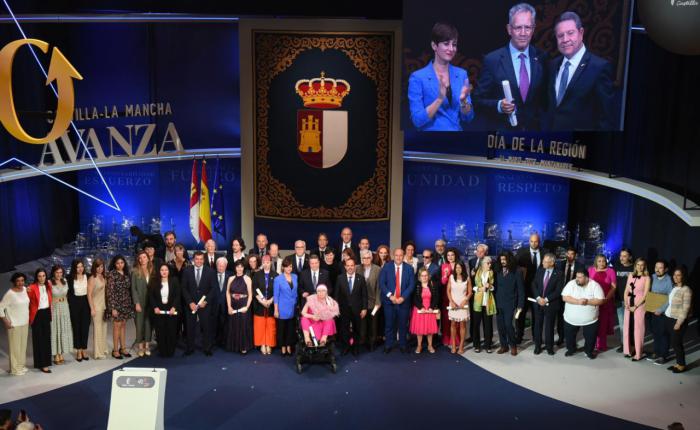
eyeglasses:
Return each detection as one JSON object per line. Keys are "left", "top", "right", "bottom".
{"left": 423, "top": 255, "right": 432, "bottom": 259}
{"left": 511, "top": 25, "right": 534, "bottom": 34}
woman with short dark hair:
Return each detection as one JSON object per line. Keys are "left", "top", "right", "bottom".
{"left": 28, "top": 268, "right": 52, "bottom": 373}
{"left": 149, "top": 263, "right": 181, "bottom": 357}
{"left": 67, "top": 258, "right": 90, "bottom": 362}
{"left": 274, "top": 257, "right": 298, "bottom": 356}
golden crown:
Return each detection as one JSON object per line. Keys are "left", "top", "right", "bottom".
{"left": 295, "top": 71, "right": 350, "bottom": 109}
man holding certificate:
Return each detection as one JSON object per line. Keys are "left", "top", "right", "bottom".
{"left": 181, "top": 251, "right": 218, "bottom": 356}
{"left": 472, "top": 2, "right": 547, "bottom": 130}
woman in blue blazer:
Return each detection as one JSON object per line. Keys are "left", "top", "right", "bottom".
{"left": 408, "top": 22, "right": 475, "bottom": 131}
{"left": 274, "top": 257, "right": 298, "bottom": 356}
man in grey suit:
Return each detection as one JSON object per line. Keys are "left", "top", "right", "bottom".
{"left": 360, "top": 249, "right": 382, "bottom": 351}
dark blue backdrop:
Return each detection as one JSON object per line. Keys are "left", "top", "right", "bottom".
{"left": 402, "top": 161, "right": 570, "bottom": 252}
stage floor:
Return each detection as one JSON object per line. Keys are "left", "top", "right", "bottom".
{"left": 1, "top": 322, "right": 698, "bottom": 430}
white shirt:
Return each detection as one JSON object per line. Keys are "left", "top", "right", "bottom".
{"left": 555, "top": 45, "right": 587, "bottom": 100}
{"left": 665, "top": 287, "right": 680, "bottom": 318}
{"left": 342, "top": 242, "right": 352, "bottom": 250}
{"left": 0, "top": 287, "right": 30, "bottom": 327}
{"left": 73, "top": 275, "right": 88, "bottom": 296}
{"left": 364, "top": 266, "right": 371, "bottom": 280}
{"left": 161, "top": 282, "right": 169, "bottom": 304}
{"left": 562, "top": 278, "right": 604, "bottom": 326}
{"left": 38, "top": 284, "right": 50, "bottom": 309}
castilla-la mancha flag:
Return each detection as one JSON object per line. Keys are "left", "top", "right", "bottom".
{"left": 198, "top": 159, "right": 213, "bottom": 243}
{"left": 189, "top": 159, "right": 200, "bottom": 243}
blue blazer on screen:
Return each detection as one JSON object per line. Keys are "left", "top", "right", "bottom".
{"left": 273, "top": 273, "right": 298, "bottom": 319}
{"left": 408, "top": 62, "right": 475, "bottom": 131}
{"left": 379, "top": 262, "right": 416, "bottom": 306}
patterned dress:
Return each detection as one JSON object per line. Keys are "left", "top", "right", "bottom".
{"left": 106, "top": 270, "right": 135, "bottom": 321}
{"left": 50, "top": 281, "right": 73, "bottom": 355}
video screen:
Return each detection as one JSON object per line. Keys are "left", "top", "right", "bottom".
{"left": 402, "top": 0, "right": 631, "bottom": 132}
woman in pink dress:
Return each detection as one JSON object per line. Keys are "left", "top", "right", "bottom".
{"left": 588, "top": 255, "right": 617, "bottom": 351}
{"left": 440, "top": 248, "right": 460, "bottom": 346}
{"left": 300, "top": 285, "right": 339, "bottom": 346}
{"left": 623, "top": 258, "right": 651, "bottom": 361}
{"left": 410, "top": 268, "right": 439, "bottom": 353}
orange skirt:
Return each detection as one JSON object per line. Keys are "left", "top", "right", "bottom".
{"left": 253, "top": 315, "right": 277, "bottom": 347}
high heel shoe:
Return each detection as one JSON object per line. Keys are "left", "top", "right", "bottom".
{"left": 120, "top": 349, "right": 132, "bottom": 358}
{"left": 112, "top": 351, "right": 123, "bottom": 360}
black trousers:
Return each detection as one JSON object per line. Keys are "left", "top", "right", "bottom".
{"left": 565, "top": 321, "right": 598, "bottom": 355}
{"left": 339, "top": 309, "right": 364, "bottom": 349}
{"left": 185, "top": 306, "right": 213, "bottom": 353}
{"left": 555, "top": 304, "right": 566, "bottom": 342}
{"left": 154, "top": 314, "right": 178, "bottom": 357}
{"left": 651, "top": 313, "right": 670, "bottom": 358}
{"left": 32, "top": 308, "right": 52, "bottom": 368}
{"left": 472, "top": 310, "right": 493, "bottom": 349}
{"left": 664, "top": 317, "right": 688, "bottom": 366}
{"left": 496, "top": 306, "right": 517, "bottom": 348}
{"left": 276, "top": 318, "right": 296, "bottom": 347}
{"left": 361, "top": 310, "right": 380, "bottom": 346}
{"left": 214, "top": 304, "right": 228, "bottom": 348}
{"left": 515, "top": 299, "right": 532, "bottom": 341}
{"left": 533, "top": 304, "right": 558, "bottom": 350}
{"left": 70, "top": 295, "right": 91, "bottom": 349}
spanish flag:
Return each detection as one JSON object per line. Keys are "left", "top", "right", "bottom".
{"left": 189, "top": 159, "right": 200, "bottom": 243}
{"left": 199, "top": 159, "right": 213, "bottom": 243}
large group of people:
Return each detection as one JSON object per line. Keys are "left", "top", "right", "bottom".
{"left": 408, "top": 5, "right": 614, "bottom": 132}
{"left": 0, "top": 228, "right": 694, "bottom": 375}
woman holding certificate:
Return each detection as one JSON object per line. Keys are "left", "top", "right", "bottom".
{"left": 149, "top": 264, "right": 180, "bottom": 357}
{"left": 472, "top": 257, "right": 496, "bottom": 353}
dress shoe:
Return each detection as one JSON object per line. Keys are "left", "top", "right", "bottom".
{"left": 565, "top": 350, "right": 575, "bottom": 357}
{"left": 82, "top": 356, "right": 89, "bottom": 361}
{"left": 672, "top": 366, "right": 686, "bottom": 374}
{"left": 383, "top": 346, "right": 392, "bottom": 354}
{"left": 40, "top": 368, "right": 52, "bottom": 374}
{"left": 556, "top": 340, "right": 564, "bottom": 347}
{"left": 586, "top": 352, "right": 597, "bottom": 360}
{"left": 510, "top": 347, "right": 517, "bottom": 356}
{"left": 547, "top": 349, "right": 555, "bottom": 356}
{"left": 534, "top": 347, "right": 542, "bottom": 355}
{"left": 496, "top": 347, "right": 508, "bottom": 354}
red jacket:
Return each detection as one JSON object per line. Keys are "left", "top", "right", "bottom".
{"left": 27, "top": 282, "right": 52, "bottom": 325}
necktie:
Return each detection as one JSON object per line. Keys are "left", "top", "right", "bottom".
{"left": 395, "top": 266, "right": 401, "bottom": 297}
{"left": 532, "top": 251, "right": 538, "bottom": 267}
{"left": 260, "top": 248, "right": 265, "bottom": 256}
{"left": 565, "top": 263, "right": 572, "bottom": 282}
{"left": 218, "top": 273, "right": 224, "bottom": 291}
{"left": 210, "top": 256, "right": 214, "bottom": 266}
{"left": 348, "top": 276, "right": 353, "bottom": 293}
{"left": 543, "top": 270, "right": 551, "bottom": 296}
{"left": 298, "top": 257, "right": 302, "bottom": 271}
{"left": 557, "top": 61, "right": 571, "bottom": 106}
{"left": 196, "top": 267, "right": 201, "bottom": 285}
{"left": 312, "top": 271, "right": 317, "bottom": 288}
{"left": 518, "top": 53, "right": 529, "bottom": 101}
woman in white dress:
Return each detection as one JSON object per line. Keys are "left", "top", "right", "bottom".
{"left": 447, "top": 261, "right": 472, "bottom": 354}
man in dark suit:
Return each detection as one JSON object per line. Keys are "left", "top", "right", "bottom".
{"left": 299, "top": 254, "right": 331, "bottom": 302}
{"left": 555, "top": 246, "right": 584, "bottom": 345}
{"left": 417, "top": 249, "right": 440, "bottom": 283}
{"left": 531, "top": 253, "right": 565, "bottom": 355}
{"left": 515, "top": 232, "right": 549, "bottom": 343}
{"left": 213, "top": 257, "right": 233, "bottom": 348}
{"left": 311, "top": 232, "right": 333, "bottom": 259}
{"left": 335, "top": 257, "right": 368, "bottom": 356}
{"left": 473, "top": 2, "right": 547, "bottom": 130}
{"left": 268, "top": 243, "right": 283, "bottom": 274}
{"left": 336, "top": 227, "right": 359, "bottom": 263}
{"left": 181, "top": 251, "right": 219, "bottom": 356}
{"left": 434, "top": 239, "right": 447, "bottom": 267}
{"left": 204, "top": 239, "right": 218, "bottom": 270}
{"left": 545, "top": 11, "right": 614, "bottom": 131}
{"left": 291, "top": 240, "right": 309, "bottom": 275}
{"left": 379, "top": 248, "right": 416, "bottom": 353}
{"left": 495, "top": 251, "right": 525, "bottom": 355}
{"left": 249, "top": 233, "right": 269, "bottom": 257}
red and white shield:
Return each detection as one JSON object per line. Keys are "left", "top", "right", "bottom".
{"left": 297, "top": 109, "right": 348, "bottom": 169}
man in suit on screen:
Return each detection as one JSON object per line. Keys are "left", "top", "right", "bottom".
{"left": 545, "top": 11, "right": 615, "bottom": 131}
{"left": 473, "top": 2, "right": 547, "bottom": 130}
